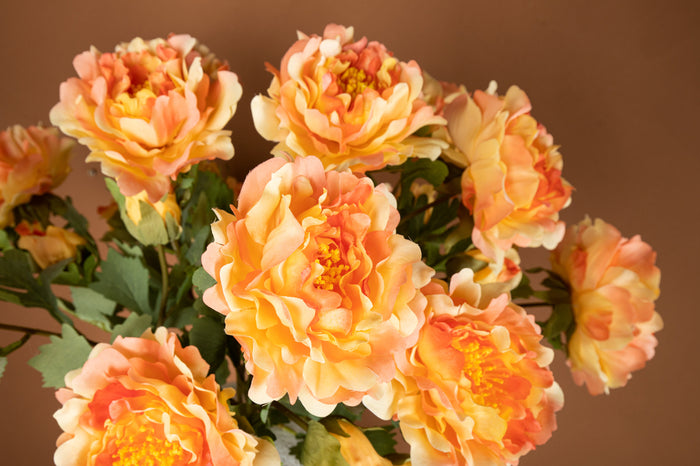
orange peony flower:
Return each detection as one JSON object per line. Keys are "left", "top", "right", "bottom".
{"left": 0, "top": 125, "right": 74, "bottom": 228}
{"left": 550, "top": 217, "right": 662, "bottom": 395}
{"left": 124, "top": 190, "right": 181, "bottom": 227}
{"left": 202, "top": 156, "right": 433, "bottom": 416}
{"left": 50, "top": 34, "right": 243, "bottom": 203}
{"left": 16, "top": 221, "right": 85, "bottom": 269}
{"left": 53, "top": 328, "right": 279, "bottom": 466}
{"left": 466, "top": 247, "right": 522, "bottom": 306}
{"left": 251, "top": 24, "right": 446, "bottom": 173}
{"left": 367, "top": 270, "right": 562, "bottom": 465}
{"left": 444, "top": 84, "right": 573, "bottom": 264}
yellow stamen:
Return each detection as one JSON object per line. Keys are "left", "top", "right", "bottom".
{"left": 456, "top": 338, "right": 508, "bottom": 409}
{"left": 314, "top": 242, "right": 349, "bottom": 291}
{"left": 111, "top": 422, "right": 187, "bottom": 466}
{"left": 337, "top": 66, "right": 377, "bottom": 98}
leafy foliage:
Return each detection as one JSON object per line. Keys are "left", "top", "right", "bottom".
{"left": 28, "top": 325, "right": 93, "bottom": 388}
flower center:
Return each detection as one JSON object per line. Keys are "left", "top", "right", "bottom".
{"left": 314, "top": 242, "right": 349, "bottom": 291}
{"left": 337, "top": 66, "right": 377, "bottom": 98}
{"left": 110, "top": 422, "right": 188, "bottom": 466}
{"left": 455, "top": 338, "right": 507, "bottom": 409}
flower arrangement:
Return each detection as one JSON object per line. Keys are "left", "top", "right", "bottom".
{"left": 0, "top": 24, "right": 662, "bottom": 465}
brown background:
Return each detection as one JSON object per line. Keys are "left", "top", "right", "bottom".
{"left": 1, "top": 0, "right": 698, "bottom": 464}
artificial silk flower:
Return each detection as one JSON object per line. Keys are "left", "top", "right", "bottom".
{"left": 53, "top": 328, "right": 280, "bottom": 466}
{"left": 368, "top": 269, "right": 562, "bottom": 465}
{"left": 0, "top": 124, "right": 74, "bottom": 228}
{"left": 202, "top": 156, "right": 433, "bottom": 416}
{"left": 551, "top": 217, "right": 662, "bottom": 395}
{"left": 444, "top": 83, "right": 573, "bottom": 264}
{"left": 251, "top": 24, "right": 446, "bottom": 172}
{"left": 15, "top": 221, "right": 85, "bottom": 269}
{"left": 466, "top": 247, "right": 522, "bottom": 305}
{"left": 50, "top": 34, "right": 243, "bottom": 203}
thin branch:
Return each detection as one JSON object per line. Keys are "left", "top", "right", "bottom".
{"left": 0, "top": 322, "right": 61, "bottom": 339}
{"left": 271, "top": 400, "right": 309, "bottom": 431}
{"left": 156, "top": 245, "right": 169, "bottom": 327}
{"left": 517, "top": 301, "right": 551, "bottom": 308}
{"left": 398, "top": 193, "right": 457, "bottom": 227}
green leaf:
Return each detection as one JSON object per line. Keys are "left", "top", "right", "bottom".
{"left": 0, "top": 229, "right": 11, "bottom": 250}
{"left": 111, "top": 313, "right": 153, "bottom": 341}
{"left": 28, "top": 325, "right": 93, "bottom": 388}
{"left": 91, "top": 248, "right": 152, "bottom": 315}
{"left": 0, "top": 249, "right": 69, "bottom": 323}
{"left": 541, "top": 303, "right": 575, "bottom": 352}
{"left": 399, "top": 158, "right": 449, "bottom": 188}
{"left": 193, "top": 267, "right": 216, "bottom": 294}
{"left": 71, "top": 287, "right": 117, "bottom": 331}
{"left": 511, "top": 273, "right": 534, "bottom": 300}
{"left": 189, "top": 317, "right": 227, "bottom": 373}
{"left": 0, "top": 356, "right": 6, "bottom": 380}
{"left": 363, "top": 426, "right": 398, "bottom": 457}
{"left": 300, "top": 420, "right": 349, "bottom": 466}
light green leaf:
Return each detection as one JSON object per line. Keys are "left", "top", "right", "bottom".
{"left": 300, "top": 420, "right": 349, "bottom": 466}
{"left": 71, "top": 287, "right": 117, "bottom": 331}
{"left": 90, "top": 248, "right": 152, "bottom": 315}
{"left": 111, "top": 313, "right": 152, "bottom": 341}
{"left": 192, "top": 267, "right": 216, "bottom": 294}
{"left": 28, "top": 325, "right": 93, "bottom": 388}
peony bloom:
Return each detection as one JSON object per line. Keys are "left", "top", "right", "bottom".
{"left": 0, "top": 125, "right": 74, "bottom": 228}
{"left": 202, "top": 156, "right": 433, "bottom": 416}
{"left": 367, "top": 270, "right": 562, "bottom": 465}
{"left": 54, "top": 328, "right": 279, "bottom": 466}
{"left": 550, "top": 217, "right": 662, "bottom": 395}
{"left": 16, "top": 221, "right": 85, "bottom": 269}
{"left": 330, "top": 419, "right": 392, "bottom": 466}
{"left": 125, "top": 190, "right": 181, "bottom": 227}
{"left": 444, "top": 83, "right": 573, "bottom": 264}
{"left": 251, "top": 24, "right": 446, "bottom": 173}
{"left": 466, "top": 247, "right": 522, "bottom": 306}
{"left": 50, "top": 34, "right": 243, "bottom": 203}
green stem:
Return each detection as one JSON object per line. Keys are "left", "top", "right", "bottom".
{"left": 397, "top": 193, "right": 457, "bottom": 227}
{"left": 0, "top": 322, "right": 61, "bottom": 339}
{"left": 517, "top": 301, "right": 551, "bottom": 308}
{"left": 271, "top": 400, "right": 309, "bottom": 431}
{"left": 156, "top": 245, "right": 169, "bottom": 326}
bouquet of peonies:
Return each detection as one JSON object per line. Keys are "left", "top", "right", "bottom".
{"left": 0, "top": 25, "right": 662, "bottom": 465}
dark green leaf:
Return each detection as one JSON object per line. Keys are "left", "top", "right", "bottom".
{"left": 189, "top": 316, "right": 227, "bottom": 373}
{"left": 363, "top": 426, "right": 398, "bottom": 457}
{"left": 28, "top": 325, "right": 93, "bottom": 388}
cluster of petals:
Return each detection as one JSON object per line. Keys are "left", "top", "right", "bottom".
{"left": 16, "top": 221, "right": 85, "bottom": 269}
{"left": 202, "top": 155, "right": 433, "bottom": 416}
{"left": 366, "top": 269, "right": 562, "bottom": 465}
{"left": 444, "top": 84, "right": 573, "bottom": 264}
{"left": 466, "top": 247, "right": 523, "bottom": 306}
{"left": 49, "top": 34, "right": 243, "bottom": 203}
{"left": 251, "top": 24, "right": 446, "bottom": 172}
{"left": 53, "top": 328, "right": 279, "bottom": 466}
{"left": 550, "top": 217, "right": 662, "bottom": 394}
{"left": 0, "top": 124, "right": 74, "bottom": 227}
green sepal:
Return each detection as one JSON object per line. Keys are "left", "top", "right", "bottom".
{"left": 106, "top": 179, "right": 181, "bottom": 246}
